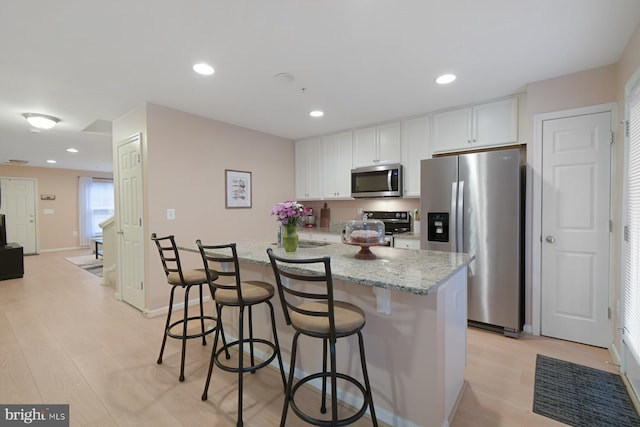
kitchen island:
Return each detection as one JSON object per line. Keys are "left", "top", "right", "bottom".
{"left": 182, "top": 240, "right": 473, "bottom": 427}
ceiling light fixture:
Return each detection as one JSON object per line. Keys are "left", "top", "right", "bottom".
{"left": 23, "top": 113, "right": 60, "bottom": 129}
{"left": 309, "top": 110, "right": 324, "bottom": 118}
{"left": 193, "top": 63, "right": 214, "bottom": 75}
{"left": 66, "top": 148, "right": 78, "bottom": 153}
{"left": 46, "top": 159, "right": 57, "bottom": 164}
{"left": 436, "top": 74, "right": 457, "bottom": 85}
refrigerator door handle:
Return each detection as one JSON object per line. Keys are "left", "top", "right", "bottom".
{"left": 451, "top": 181, "right": 458, "bottom": 251}
{"left": 457, "top": 180, "right": 465, "bottom": 252}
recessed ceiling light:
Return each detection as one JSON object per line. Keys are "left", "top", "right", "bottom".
{"left": 309, "top": 110, "right": 324, "bottom": 118}
{"left": 23, "top": 113, "right": 60, "bottom": 129}
{"left": 193, "top": 63, "right": 214, "bottom": 75}
{"left": 66, "top": 148, "right": 78, "bottom": 153}
{"left": 274, "top": 72, "right": 295, "bottom": 83}
{"left": 46, "top": 159, "right": 57, "bottom": 164}
{"left": 436, "top": 74, "right": 457, "bottom": 85}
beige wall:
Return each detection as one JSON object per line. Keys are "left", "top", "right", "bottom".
{"left": 0, "top": 165, "right": 112, "bottom": 251}
{"left": 113, "top": 103, "right": 295, "bottom": 312}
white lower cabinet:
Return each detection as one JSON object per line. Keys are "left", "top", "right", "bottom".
{"left": 308, "top": 231, "right": 342, "bottom": 243}
{"left": 393, "top": 237, "right": 420, "bottom": 249}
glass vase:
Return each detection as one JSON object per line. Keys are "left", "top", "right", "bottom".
{"left": 282, "top": 223, "right": 299, "bottom": 252}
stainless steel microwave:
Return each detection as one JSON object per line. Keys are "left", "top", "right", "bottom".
{"left": 351, "top": 163, "right": 403, "bottom": 198}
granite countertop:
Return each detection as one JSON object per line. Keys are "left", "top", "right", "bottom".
{"left": 183, "top": 240, "right": 472, "bottom": 296}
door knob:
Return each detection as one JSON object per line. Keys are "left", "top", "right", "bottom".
{"left": 546, "top": 235, "right": 555, "bottom": 243}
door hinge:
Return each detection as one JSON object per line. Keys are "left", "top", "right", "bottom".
{"left": 137, "top": 153, "right": 141, "bottom": 163}
{"left": 610, "top": 220, "right": 613, "bottom": 233}
{"left": 610, "top": 131, "right": 614, "bottom": 144}
{"left": 140, "top": 281, "right": 144, "bottom": 290}
{"left": 139, "top": 218, "right": 142, "bottom": 226}
{"left": 626, "top": 120, "right": 630, "bottom": 138}
{"left": 608, "top": 307, "right": 612, "bottom": 320}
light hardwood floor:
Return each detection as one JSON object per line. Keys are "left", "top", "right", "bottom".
{"left": 0, "top": 249, "right": 623, "bottom": 426}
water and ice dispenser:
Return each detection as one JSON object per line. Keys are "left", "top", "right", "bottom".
{"left": 427, "top": 213, "right": 449, "bottom": 242}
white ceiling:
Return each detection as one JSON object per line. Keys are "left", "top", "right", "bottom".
{"left": 1, "top": 0, "right": 640, "bottom": 173}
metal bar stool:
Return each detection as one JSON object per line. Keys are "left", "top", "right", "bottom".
{"left": 266, "top": 247, "right": 378, "bottom": 427}
{"left": 197, "top": 241, "right": 286, "bottom": 427}
{"left": 151, "top": 233, "right": 221, "bottom": 382}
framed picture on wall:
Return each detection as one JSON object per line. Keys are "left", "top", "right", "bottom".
{"left": 225, "top": 169, "right": 252, "bottom": 208}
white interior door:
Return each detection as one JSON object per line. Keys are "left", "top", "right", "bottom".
{"left": 0, "top": 177, "right": 37, "bottom": 254}
{"left": 116, "top": 134, "right": 145, "bottom": 311}
{"left": 541, "top": 112, "right": 611, "bottom": 347}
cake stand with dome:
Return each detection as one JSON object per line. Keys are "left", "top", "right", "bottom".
{"left": 343, "top": 215, "right": 387, "bottom": 259}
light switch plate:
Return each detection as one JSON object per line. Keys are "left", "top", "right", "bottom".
{"left": 166, "top": 208, "right": 176, "bottom": 220}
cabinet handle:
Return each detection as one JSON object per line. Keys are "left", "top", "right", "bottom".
{"left": 467, "top": 140, "right": 471, "bottom": 144}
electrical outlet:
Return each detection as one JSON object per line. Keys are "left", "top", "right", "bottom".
{"left": 357, "top": 207, "right": 363, "bottom": 215}
{"left": 167, "top": 208, "right": 176, "bottom": 220}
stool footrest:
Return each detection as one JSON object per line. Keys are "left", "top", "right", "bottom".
{"left": 166, "top": 315, "right": 217, "bottom": 340}
{"left": 289, "top": 371, "right": 369, "bottom": 427}
{"left": 213, "top": 338, "right": 279, "bottom": 373}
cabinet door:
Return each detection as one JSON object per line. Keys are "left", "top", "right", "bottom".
{"left": 402, "top": 116, "right": 431, "bottom": 197}
{"left": 393, "top": 238, "right": 420, "bottom": 249}
{"left": 322, "top": 132, "right": 353, "bottom": 199}
{"left": 473, "top": 97, "right": 518, "bottom": 148}
{"left": 308, "top": 232, "right": 342, "bottom": 243}
{"left": 377, "top": 121, "right": 402, "bottom": 164}
{"left": 295, "top": 138, "right": 322, "bottom": 200}
{"left": 353, "top": 126, "right": 377, "bottom": 168}
{"left": 432, "top": 108, "right": 473, "bottom": 153}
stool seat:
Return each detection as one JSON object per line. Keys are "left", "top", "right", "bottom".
{"left": 167, "top": 268, "right": 212, "bottom": 286}
{"left": 214, "top": 280, "right": 275, "bottom": 305}
{"left": 291, "top": 301, "right": 365, "bottom": 335}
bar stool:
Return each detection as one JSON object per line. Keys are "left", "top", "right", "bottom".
{"left": 197, "top": 240, "right": 286, "bottom": 427}
{"left": 150, "top": 233, "right": 220, "bottom": 382}
{"left": 266, "top": 248, "right": 378, "bottom": 427}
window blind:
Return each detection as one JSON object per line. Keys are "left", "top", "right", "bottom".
{"left": 624, "top": 79, "right": 640, "bottom": 361}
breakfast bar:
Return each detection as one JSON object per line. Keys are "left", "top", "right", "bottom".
{"left": 184, "top": 240, "right": 473, "bottom": 427}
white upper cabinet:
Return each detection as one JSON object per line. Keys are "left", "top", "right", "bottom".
{"left": 432, "top": 97, "right": 519, "bottom": 154}
{"left": 322, "top": 132, "right": 353, "bottom": 199}
{"left": 402, "top": 115, "right": 431, "bottom": 197}
{"left": 295, "top": 138, "right": 322, "bottom": 200}
{"left": 353, "top": 121, "right": 402, "bottom": 167}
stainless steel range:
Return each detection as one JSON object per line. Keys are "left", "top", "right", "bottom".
{"left": 362, "top": 211, "right": 411, "bottom": 244}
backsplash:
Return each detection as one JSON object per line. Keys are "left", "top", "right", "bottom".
{"left": 301, "top": 199, "right": 420, "bottom": 224}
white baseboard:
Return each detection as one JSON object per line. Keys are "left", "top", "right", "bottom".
{"left": 144, "top": 296, "right": 213, "bottom": 319}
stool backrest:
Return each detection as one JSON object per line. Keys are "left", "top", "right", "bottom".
{"left": 151, "top": 233, "right": 188, "bottom": 284}
{"left": 266, "top": 247, "right": 336, "bottom": 335}
{"left": 196, "top": 240, "right": 245, "bottom": 300}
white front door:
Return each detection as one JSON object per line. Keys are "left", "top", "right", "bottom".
{"left": 116, "top": 134, "right": 145, "bottom": 311}
{"left": 541, "top": 111, "right": 611, "bottom": 347}
{"left": 0, "top": 177, "right": 37, "bottom": 254}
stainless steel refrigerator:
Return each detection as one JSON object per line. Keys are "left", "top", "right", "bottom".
{"left": 420, "top": 148, "right": 524, "bottom": 337}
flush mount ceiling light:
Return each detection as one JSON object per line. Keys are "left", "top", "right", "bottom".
{"left": 193, "top": 62, "right": 214, "bottom": 75}
{"left": 309, "top": 110, "right": 324, "bottom": 118}
{"left": 46, "top": 159, "right": 57, "bottom": 164}
{"left": 66, "top": 148, "right": 78, "bottom": 153}
{"left": 23, "top": 113, "right": 60, "bottom": 129}
{"left": 435, "top": 74, "right": 457, "bottom": 85}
